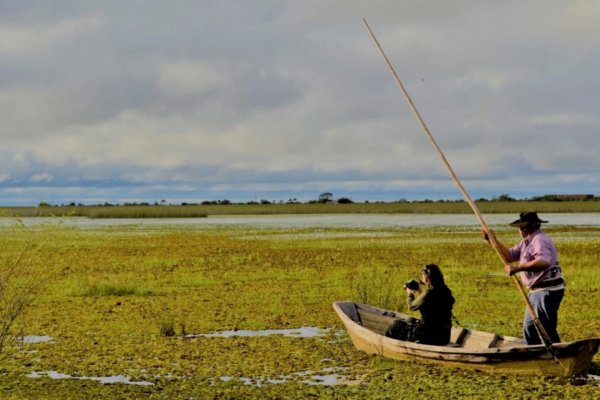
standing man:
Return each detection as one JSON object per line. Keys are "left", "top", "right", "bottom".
{"left": 484, "top": 211, "right": 564, "bottom": 344}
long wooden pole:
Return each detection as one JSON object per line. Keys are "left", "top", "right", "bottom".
{"left": 362, "top": 18, "right": 555, "bottom": 349}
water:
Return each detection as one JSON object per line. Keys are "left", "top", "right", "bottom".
{"left": 188, "top": 326, "right": 326, "bottom": 339}
{"left": 17, "top": 335, "right": 53, "bottom": 344}
{"left": 27, "top": 371, "right": 153, "bottom": 386}
{"left": 217, "top": 367, "right": 354, "bottom": 387}
{"left": 27, "top": 366, "right": 351, "bottom": 387}
{"left": 4, "top": 213, "right": 600, "bottom": 229}
{"left": 588, "top": 374, "right": 600, "bottom": 387}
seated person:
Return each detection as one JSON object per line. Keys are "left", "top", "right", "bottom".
{"left": 386, "top": 264, "right": 455, "bottom": 345}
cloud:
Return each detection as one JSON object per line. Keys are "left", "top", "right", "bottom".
{"left": 526, "top": 113, "right": 598, "bottom": 128}
{"left": 156, "top": 60, "right": 229, "bottom": 97}
{"left": 562, "top": 1, "right": 600, "bottom": 34}
{"left": 0, "top": 15, "right": 105, "bottom": 57}
{"left": 30, "top": 172, "right": 55, "bottom": 183}
{"left": 0, "top": 1, "right": 598, "bottom": 205}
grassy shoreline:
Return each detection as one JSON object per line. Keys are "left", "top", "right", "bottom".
{"left": 3, "top": 200, "right": 600, "bottom": 218}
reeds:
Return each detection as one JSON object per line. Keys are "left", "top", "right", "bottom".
{"left": 0, "top": 222, "right": 54, "bottom": 353}
{"left": 3, "top": 200, "right": 600, "bottom": 218}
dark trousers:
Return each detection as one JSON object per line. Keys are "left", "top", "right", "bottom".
{"left": 385, "top": 318, "right": 421, "bottom": 342}
{"left": 524, "top": 288, "right": 564, "bottom": 345}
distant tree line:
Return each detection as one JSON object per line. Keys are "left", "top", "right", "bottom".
{"left": 37, "top": 192, "right": 598, "bottom": 208}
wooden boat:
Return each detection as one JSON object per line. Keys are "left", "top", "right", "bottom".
{"left": 333, "top": 301, "right": 600, "bottom": 377}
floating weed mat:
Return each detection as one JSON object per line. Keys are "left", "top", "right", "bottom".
{"left": 0, "top": 223, "right": 598, "bottom": 398}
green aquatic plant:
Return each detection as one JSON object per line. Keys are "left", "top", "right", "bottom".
{"left": 0, "top": 222, "right": 598, "bottom": 398}
{"left": 78, "top": 282, "right": 155, "bottom": 297}
{"left": 350, "top": 263, "right": 404, "bottom": 311}
{"left": 4, "top": 200, "right": 600, "bottom": 218}
{"left": 158, "top": 319, "right": 176, "bottom": 337}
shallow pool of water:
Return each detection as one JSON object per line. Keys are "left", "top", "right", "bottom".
{"left": 188, "top": 326, "right": 326, "bottom": 338}
{"left": 17, "top": 335, "right": 53, "bottom": 344}
{"left": 27, "top": 371, "right": 153, "bottom": 386}
{"left": 5, "top": 213, "right": 600, "bottom": 230}
{"left": 217, "top": 366, "right": 356, "bottom": 387}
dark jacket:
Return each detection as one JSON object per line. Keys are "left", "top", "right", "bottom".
{"left": 407, "top": 285, "right": 455, "bottom": 345}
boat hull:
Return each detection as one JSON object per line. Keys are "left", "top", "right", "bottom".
{"left": 333, "top": 301, "right": 599, "bottom": 377}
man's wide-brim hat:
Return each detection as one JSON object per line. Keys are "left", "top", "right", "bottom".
{"left": 509, "top": 211, "right": 548, "bottom": 228}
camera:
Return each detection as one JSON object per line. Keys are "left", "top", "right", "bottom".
{"left": 403, "top": 279, "right": 420, "bottom": 291}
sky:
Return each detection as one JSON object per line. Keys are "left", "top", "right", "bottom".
{"left": 1, "top": 1, "right": 599, "bottom": 206}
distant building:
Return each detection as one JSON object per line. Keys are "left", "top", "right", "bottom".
{"left": 556, "top": 194, "right": 595, "bottom": 201}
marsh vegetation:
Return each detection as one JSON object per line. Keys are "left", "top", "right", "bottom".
{"left": 0, "top": 218, "right": 598, "bottom": 398}
{"left": 3, "top": 200, "right": 600, "bottom": 218}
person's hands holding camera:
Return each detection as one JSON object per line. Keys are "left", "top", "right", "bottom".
{"left": 403, "top": 279, "right": 421, "bottom": 296}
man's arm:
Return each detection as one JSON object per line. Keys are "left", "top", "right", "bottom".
{"left": 483, "top": 229, "right": 515, "bottom": 263}
{"left": 505, "top": 258, "right": 550, "bottom": 276}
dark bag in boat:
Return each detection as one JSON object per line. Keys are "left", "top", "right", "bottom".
{"left": 385, "top": 317, "right": 421, "bottom": 342}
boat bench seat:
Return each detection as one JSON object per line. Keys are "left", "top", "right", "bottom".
{"left": 450, "top": 327, "right": 502, "bottom": 349}
{"left": 449, "top": 328, "right": 469, "bottom": 347}
{"left": 461, "top": 331, "right": 501, "bottom": 349}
